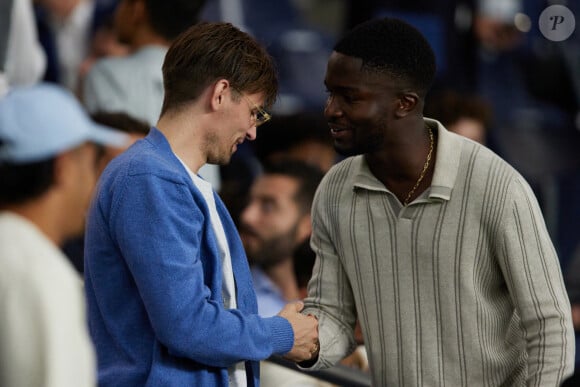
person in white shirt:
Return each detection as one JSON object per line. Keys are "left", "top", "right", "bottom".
{"left": 0, "top": 83, "right": 128, "bottom": 387}
{"left": 34, "top": 0, "right": 97, "bottom": 91}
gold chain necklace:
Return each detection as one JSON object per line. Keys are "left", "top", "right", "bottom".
{"left": 403, "top": 126, "right": 434, "bottom": 206}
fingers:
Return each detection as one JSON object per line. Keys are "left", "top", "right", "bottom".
{"left": 277, "top": 302, "right": 320, "bottom": 362}
{"left": 284, "top": 318, "right": 320, "bottom": 362}
{"left": 284, "top": 339, "right": 320, "bottom": 363}
{"left": 310, "top": 339, "right": 319, "bottom": 357}
{"left": 277, "top": 301, "right": 305, "bottom": 319}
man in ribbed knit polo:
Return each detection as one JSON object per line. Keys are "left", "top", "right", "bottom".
{"left": 299, "top": 17, "right": 575, "bottom": 386}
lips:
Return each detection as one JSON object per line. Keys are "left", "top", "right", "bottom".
{"left": 329, "top": 124, "right": 349, "bottom": 134}
{"left": 329, "top": 123, "right": 352, "bottom": 140}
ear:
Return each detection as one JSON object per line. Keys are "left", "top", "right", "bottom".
{"left": 395, "top": 92, "right": 420, "bottom": 118}
{"left": 209, "top": 79, "right": 231, "bottom": 112}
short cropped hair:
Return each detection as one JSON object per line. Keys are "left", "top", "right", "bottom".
{"left": 0, "top": 155, "right": 56, "bottom": 205}
{"left": 261, "top": 159, "right": 324, "bottom": 215}
{"left": 145, "top": 0, "right": 206, "bottom": 41}
{"left": 161, "top": 22, "right": 278, "bottom": 114}
{"left": 334, "top": 17, "right": 436, "bottom": 95}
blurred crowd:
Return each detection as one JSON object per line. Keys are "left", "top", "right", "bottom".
{"left": 1, "top": 0, "right": 579, "bottom": 385}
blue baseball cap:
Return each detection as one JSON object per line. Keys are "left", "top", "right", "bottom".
{"left": 0, "top": 83, "right": 129, "bottom": 163}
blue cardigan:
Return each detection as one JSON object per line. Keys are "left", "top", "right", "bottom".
{"left": 84, "top": 128, "right": 294, "bottom": 386}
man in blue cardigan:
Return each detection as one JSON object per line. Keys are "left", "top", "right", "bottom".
{"left": 84, "top": 22, "right": 319, "bottom": 386}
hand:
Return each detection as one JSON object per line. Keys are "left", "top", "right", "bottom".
{"left": 278, "top": 301, "right": 319, "bottom": 362}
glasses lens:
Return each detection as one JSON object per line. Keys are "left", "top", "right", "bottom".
{"left": 256, "top": 111, "right": 265, "bottom": 124}
{"left": 238, "top": 90, "right": 271, "bottom": 127}
{"left": 255, "top": 109, "right": 271, "bottom": 126}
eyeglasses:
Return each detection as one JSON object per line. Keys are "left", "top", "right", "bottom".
{"left": 238, "top": 92, "right": 272, "bottom": 127}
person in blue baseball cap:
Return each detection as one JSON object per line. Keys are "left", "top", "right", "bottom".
{"left": 0, "top": 82, "right": 128, "bottom": 387}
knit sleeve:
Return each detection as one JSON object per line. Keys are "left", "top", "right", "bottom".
{"left": 110, "top": 172, "right": 294, "bottom": 367}
{"left": 496, "top": 175, "right": 575, "bottom": 385}
{"left": 301, "top": 173, "right": 358, "bottom": 370}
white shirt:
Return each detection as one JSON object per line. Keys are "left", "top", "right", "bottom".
{"left": 0, "top": 212, "right": 96, "bottom": 387}
{"left": 82, "top": 46, "right": 166, "bottom": 125}
{"left": 48, "top": 0, "right": 93, "bottom": 90}
{"left": 177, "top": 157, "right": 247, "bottom": 387}
{"left": 1, "top": 0, "right": 47, "bottom": 96}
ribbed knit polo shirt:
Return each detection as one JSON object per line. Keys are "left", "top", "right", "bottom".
{"left": 302, "top": 118, "right": 574, "bottom": 386}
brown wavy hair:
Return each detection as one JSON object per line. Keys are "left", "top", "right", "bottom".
{"left": 161, "top": 22, "right": 278, "bottom": 114}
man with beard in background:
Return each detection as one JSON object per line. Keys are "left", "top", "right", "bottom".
{"left": 239, "top": 159, "right": 329, "bottom": 387}
{"left": 239, "top": 159, "right": 324, "bottom": 317}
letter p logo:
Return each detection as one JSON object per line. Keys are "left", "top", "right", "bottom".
{"left": 539, "top": 5, "right": 576, "bottom": 41}
{"left": 550, "top": 15, "right": 565, "bottom": 30}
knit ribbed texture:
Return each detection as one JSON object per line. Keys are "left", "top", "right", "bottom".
{"left": 303, "top": 119, "right": 574, "bottom": 386}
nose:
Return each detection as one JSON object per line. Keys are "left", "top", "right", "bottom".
{"left": 240, "top": 201, "right": 257, "bottom": 228}
{"left": 246, "top": 125, "right": 257, "bottom": 141}
{"left": 324, "top": 95, "right": 341, "bottom": 118}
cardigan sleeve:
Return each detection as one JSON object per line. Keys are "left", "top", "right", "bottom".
{"left": 109, "top": 172, "right": 294, "bottom": 368}
{"left": 496, "top": 175, "right": 575, "bottom": 385}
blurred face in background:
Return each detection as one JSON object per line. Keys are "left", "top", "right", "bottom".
{"left": 239, "top": 174, "right": 309, "bottom": 269}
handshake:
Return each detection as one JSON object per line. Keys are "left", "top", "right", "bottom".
{"left": 277, "top": 301, "right": 320, "bottom": 362}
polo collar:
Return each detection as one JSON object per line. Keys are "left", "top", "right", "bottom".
{"left": 352, "top": 118, "right": 462, "bottom": 202}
